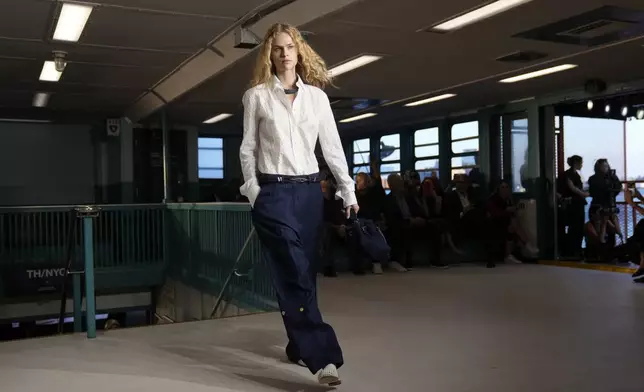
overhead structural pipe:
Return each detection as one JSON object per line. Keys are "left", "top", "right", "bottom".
{"left": 124, "top": 0, "right": 361, "bottom": 122}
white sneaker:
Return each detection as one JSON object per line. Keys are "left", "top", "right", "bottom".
{"left": 524, "top": 243, "right": 539, "bottom": 256}
{"left": 317, "top": 363, "right": 341, "bottom": 386}
{"left": 505, "top": 255, "right": 522, "bottom": 264}
{"left": 372, "top": 262, "right": 384, "bottom": 274}
{"left": 389, "top": 261, "right": 408, "bottom": 272}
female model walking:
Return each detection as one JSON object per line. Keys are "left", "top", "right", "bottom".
{"left": 239, "top": 22, "right": 359, "bottom": 386}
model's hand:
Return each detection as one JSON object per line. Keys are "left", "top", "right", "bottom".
{"left": 345, "top": 204, "right": 359, "bottom": 218}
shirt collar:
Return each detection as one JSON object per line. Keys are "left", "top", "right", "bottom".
{"left": 271, "top": 74, "right": 305, "bottom": 91}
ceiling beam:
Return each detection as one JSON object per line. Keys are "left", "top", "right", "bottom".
{"left": 124, "top": 0, "right": 361, "bottom": 122}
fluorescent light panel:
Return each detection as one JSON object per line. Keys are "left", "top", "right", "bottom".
{"left": 203, "top": 113, "right": 233, "bottom": 124}
{"left": 499, "top": 64, "right": 578, "bottom": 83}
{"left": 339, "top": 113, "right": 377, "bottom": 123}
{"left": 53, "top": 3, "right": 93, "bottom": 42}
{"left": 433, "top": 0, "right": 533, "bottom": 31}
{"left": 405, "top": 93, "right": 456, "bottom": 107}
{"left": 328, "top": 55, "right": 382, "bottom": 78}
{"left": 33, "top": 92, "right": 50, "bottom": 107}
{"left": 0, "top": 118, "right": 52, "bottom": 123}
{"left": 39, "top": 61, "right": 63, "bottom": 82}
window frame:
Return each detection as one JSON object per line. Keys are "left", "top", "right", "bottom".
{"left": 379, "top": 133, "right": 402, "bottom": 190}
{"left": 413, "top": 127, "right": 440, "bottom": 180}
{"left": 350, "top": 137, "right": 371, "bottom": 179}
{"left": 197, "top": 137, "right": 224, "bottom": 179}
{"left": 449, "top": 120, "right": 480, "bottom": 178}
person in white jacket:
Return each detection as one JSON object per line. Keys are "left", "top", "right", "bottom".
{"left": 238, "top": 22, "right": 359, "bottom": 386}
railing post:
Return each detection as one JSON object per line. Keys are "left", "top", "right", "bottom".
{"left": 72, "top": 273, "right": 82, "bottom": 333}
{"left": 76, "top": 206, "right": 101, "bottom": 339}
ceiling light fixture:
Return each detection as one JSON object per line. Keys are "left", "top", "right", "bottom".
{"left": 339, "top": 113, "right": 378, "bottom": 123}
{"left": 587, "top": 100, "right": 594, "bottom": 110}
{"left": 605, "top": 104, "right": 611, "bottom": 114}
{"left": 432, "top": 0, "right": 533, "bottom": 32}
{"left": 203, "top": 113, "right": 233, "bottom": 124}
{"left": 53, "top": 3, "right": 94, "bottom": 42}
{"left": 404, "top": 93, "right": 457, "bottom": 107}
{"left": 636, "top": 108, "right": 644, "bottom": 120}
{"left": 32, "top": 92, "right": 50, "bottom": 108}
{"left": 499, "top": 64, "right": 578, "bottom": 83}
{"left": 39, "top": 61, "right": 63, "bottom": 82}
{"left": 327, "top": 55, "right": 382, "bottom": 78}
{"left": 621, "top": 106, "right": 629, "bottom": 117}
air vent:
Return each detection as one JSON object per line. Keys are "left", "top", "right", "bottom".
{"left": 514, "top": 6, "right": 644, "bottom": 47}
{"left": 559, "top": 19, "right": 635, "bottom": 39}
{"left": 563, "top": 20, "right": 612, "bottom": 36}
{"left": 496, "top": 50, "right": 548, "bottom": 63}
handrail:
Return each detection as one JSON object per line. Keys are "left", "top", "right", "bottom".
{"left": 0, "top": 203, "right": 164, "bottom": 212}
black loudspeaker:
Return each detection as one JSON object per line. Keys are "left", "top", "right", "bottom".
{"left": 584, "top": 79, "right": 607, "bottom": 95}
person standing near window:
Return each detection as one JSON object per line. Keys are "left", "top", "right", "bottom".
{"left": 562, "top": 155, "right": 589, "bottom": 258}
{"left": 238, "top": 23, "right": 358, "bottom": 386}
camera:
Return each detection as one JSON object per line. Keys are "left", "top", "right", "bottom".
{"left": 52, "top": 51, "right": 67, "bottom": 72}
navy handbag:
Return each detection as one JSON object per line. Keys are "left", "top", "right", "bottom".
{"left": 346, "top": 210, "right": 390, "bottom": 263}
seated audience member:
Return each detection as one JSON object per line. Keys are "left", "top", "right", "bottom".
{"left": 584, "top": 205, "right": 616, "bottom": 261}
{"left": 420, "top": 178, "right": 463, "bottom": 255}
{"left": 384, "top": 173, "right": 447, "bottom": 270}
{"left": 429, "top": 172, "right": 444, "bottom": 197}
{"left": 624, "top": 186, "right": 644, "bottom": 282}
{"left": 320, "top": 179, "right": 365, "bottom": 276}
{"left": 486, "top": 181, "right": 538, "bottom": 267}
{"left": 442, "top": 174, "right": 486, "bottom": 246}
{"left": 355, "top": 173, "right": 385, "bottom": 223}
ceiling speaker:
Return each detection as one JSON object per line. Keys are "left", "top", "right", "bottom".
{"left": 584, "top": 79, "right": 607, "bottom": 95}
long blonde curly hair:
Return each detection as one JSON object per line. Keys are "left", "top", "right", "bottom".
{"left": 251, "top": 23, "right": 332, "bottom": 89}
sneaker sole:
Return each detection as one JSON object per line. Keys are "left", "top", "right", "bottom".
{"left": 634, "top": 275, "right": 644, "bottom": 282}
{"left": 319, "top": 375, "right": 341, "bottom": 386}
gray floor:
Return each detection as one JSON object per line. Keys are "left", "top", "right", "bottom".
{"left": 1, "top": 265, "right": 644, "bottom": 392}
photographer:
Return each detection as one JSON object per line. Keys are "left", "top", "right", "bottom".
{"left": 588, "top": 159, "right": 623, "bottom": 242}
{"left": 584, "top": 205, "right": 616, "bottom": 261}
{"left": 623, "top": 184, "right": 644, "bottom": 282}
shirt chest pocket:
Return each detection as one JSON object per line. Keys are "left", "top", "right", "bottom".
{"left": 294, "top": 96, "right": 318, "bottom": 131}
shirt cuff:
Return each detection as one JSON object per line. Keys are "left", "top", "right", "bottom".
{"left": 240, "top": 178, "right": 261, "bottom": 208}
{"left": 335, "top": 189, "right": 357, "bottom": 208}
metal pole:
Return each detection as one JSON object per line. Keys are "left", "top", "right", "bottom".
{"left": 76, "top": 206, "right": 100, "bottom": 339}
{"left": 210, "top": 227, "right": 256, "bottom": 318}
{"left": 72, "top": 274, "right": 82, "bottom": 333}
{"left": 83, "top": 216, "right": 96, "bottom": 339}
{"left": 161, "top": 110, "right": 170, "bottom": 203}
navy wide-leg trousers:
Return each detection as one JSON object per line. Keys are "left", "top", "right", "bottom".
{"left": 251, "top": 178, "right": 344, "bottom": 374}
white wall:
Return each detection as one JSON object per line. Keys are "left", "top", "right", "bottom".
{"left": 0, "top": 122, "right": 96, "bottom": 206}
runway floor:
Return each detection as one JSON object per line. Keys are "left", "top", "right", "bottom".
{"left": 1, "top": 264, "right": 643, "bottom": 392}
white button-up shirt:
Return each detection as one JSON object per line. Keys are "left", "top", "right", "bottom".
{"left": 239, "top": 75, "right": 356, "bottom": 208}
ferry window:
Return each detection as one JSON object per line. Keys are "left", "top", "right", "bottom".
{"left": 450, "top": 121, "right": 479, "bottom": 179}
{"left": 414, "top": 127, "right": 439, "bottom": 179}
{"left": 379, "top": 134, "right": 401, "bottom": 189}
{"left": 198, "top": 137, "right": 224, "bottom": 179}
{"left": 351, "top": 138, "right": 370, "bottom": 178}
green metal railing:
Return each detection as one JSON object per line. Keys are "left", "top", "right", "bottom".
{"left": 165, "top": 203, "right": 277, "bottom": 314}
{"left": 0, "top": 204, "right": 165, "bottom": 270}
{"left": 0, "top": 202, "right": 276, "bottom": 336}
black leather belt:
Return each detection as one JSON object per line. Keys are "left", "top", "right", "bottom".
{"left": 258, "top": 173, "right": 321, "bottom": 184}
